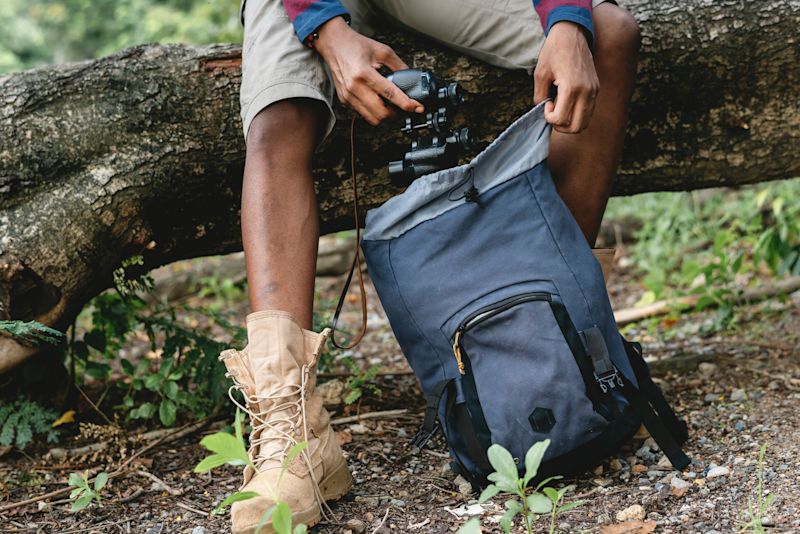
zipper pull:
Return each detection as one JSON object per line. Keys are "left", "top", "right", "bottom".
{"left": 452, "top": 330, "right": 466, "bottom": 375}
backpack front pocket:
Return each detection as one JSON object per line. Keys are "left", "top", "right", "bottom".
{"left": 447, "top": 291, "right": 611, "bottom": 467}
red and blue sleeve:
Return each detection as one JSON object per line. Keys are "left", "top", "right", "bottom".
{"left": 283, "top": 0, "right": 350, "bottom": 43}
{"left": 533, "top": 0, "right": 595, "bottom": 45}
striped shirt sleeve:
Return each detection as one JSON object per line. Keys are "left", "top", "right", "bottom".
{"left": 283, "top": 0, "right": 350, "bottom": 44}
{"left": 533, "top": 0, "right": 595, "bottom": 45}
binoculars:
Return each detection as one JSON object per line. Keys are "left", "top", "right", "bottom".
{"left": 386, "top": 69, "right": 475, "bottom": 186}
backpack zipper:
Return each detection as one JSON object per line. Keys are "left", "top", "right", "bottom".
{"left": 451, "top": 292, "right": 553, "bottom": 375}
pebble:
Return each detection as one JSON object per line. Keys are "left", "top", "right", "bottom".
{"left": 616, "top": 504, "right": 646, "bottom": 522}
{"left": 704, "top": 531, "right": 723, "bottom": 534}
{"left": 698, "top": 362, "right": 717, "bottom": 377}
{"left": 390, "top": 499, "right": 406, "bottom": 508}
{"left": 670, "top": 477, "right": 691, "bottom": 496}
{"left": 454, "top": 475, "right": 473, "bottom": 496}
{"left": 706, "top": 466, "right": 731, "bottom": 478}
{"left": 731, "top": 389, "right": 748, "bottom": 402}
{"left": 734, "top": 421, "right": 746, "bottom": 431}
{"left": 191, "top": 528, "right": 206, "bottom": 534}
{"left": 610, "top": 458, "right": 623, "bottom": 471}
{"left": 761, "top": 516, "right": 775, "bottom": 527}
{"left": 704, "top": 393, "right": 719, "bottom": 403}
{"left": 345, "top": 519, "right": 367, "bottom": 533}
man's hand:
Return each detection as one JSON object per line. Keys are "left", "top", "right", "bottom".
{"left": 533, "top": 22, "right": 599, "bottom": 134}
{"left": 315, "top": 17, "right": 423, "bottom": 126}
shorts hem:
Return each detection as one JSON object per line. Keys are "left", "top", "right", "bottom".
{"left": 241, "top": 80, "right": 336, "bottom": 143}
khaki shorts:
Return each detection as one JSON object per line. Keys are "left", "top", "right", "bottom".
{"left": 240, "top": 0, "right": 608, "bottom": 140}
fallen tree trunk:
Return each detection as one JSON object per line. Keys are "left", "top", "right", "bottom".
{"left": 2, "top": 0, "right": 799, "bottom": 372}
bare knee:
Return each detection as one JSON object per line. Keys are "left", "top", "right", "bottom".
{"left": 594, "top": 4, "right": 641, "bottom": 57}
{"left": 245, "top": 98, "right": 323, "bottom": 156}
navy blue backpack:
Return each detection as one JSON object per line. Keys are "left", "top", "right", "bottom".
{"left": 357, "top": 104, "right": 689, "bottom": 488}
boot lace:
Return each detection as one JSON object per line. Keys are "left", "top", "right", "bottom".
{"left": 222, "top": 358, "right": 334, "bottom": 520}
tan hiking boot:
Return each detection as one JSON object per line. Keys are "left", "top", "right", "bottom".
{"left": 592, "top": 247, "right": 616, "bottom": 284}
{"left": 219, "top": 311, "right": 352, "bottom": 534}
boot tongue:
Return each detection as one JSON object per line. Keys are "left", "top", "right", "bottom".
{"left": 247, "top": 313, "right": 308, "bottom": 467}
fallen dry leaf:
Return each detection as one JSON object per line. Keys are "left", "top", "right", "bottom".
{"left": 335, "top": 430, "right": 353, "bottom": 445}
{"left": 599, "top": 520, "right": 657, "bottom": 534}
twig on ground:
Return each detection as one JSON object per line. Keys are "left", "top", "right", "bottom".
{"left": 134, "top": 470, "right": 182, "bottom": 496}
{"left": 0, "top": 416, "right": 216, "bottom": 513}
{"left": 176, "top": 501, "right": 210, "bottom": 517}
{"left": 75, "top": 384, "right": 115, "bottom": 426}
{"left": 370, "top": 508, "right": 391, "bottom": 534}
{"left": 614, "top": 275, "right": 800, "bottom": 326}
{"left": 118, "top": 487, "right": 145, "bottom": 504}
{"left": 330, "top": 409, "right": 407, "bottom": 426}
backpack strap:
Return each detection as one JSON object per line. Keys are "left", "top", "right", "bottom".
{"left": 619, "top": 338, "right": 691, "bottom": 469}
{"left": 623, "top": 340, "right": 689, "bottom": 443}
{"left": 410, "top": 378, "right": 450, "bottom": 449}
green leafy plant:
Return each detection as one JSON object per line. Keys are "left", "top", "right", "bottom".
{"left": 473, "top": 440, "right": 584, "bottom": 534}
{"left": 342, "top": 357, "right": 382, "bottom": 405}
{"left": 739, "top": 443, "right": 774, "bottom": 533}
{"left": 66, "top": 255, "right": 246, "bottom": 426}
{"left": 68, "top": 471, "right": 109, "bottom": 512}
{"left": 0, "top": 400, "right": 60, "bottom": 449}
{"left": 195, "top": 411, "right": 309, "bottom": 534}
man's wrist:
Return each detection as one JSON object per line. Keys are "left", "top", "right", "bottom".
{"left": 548, "top": 20, "right": 592, "bottom": 47}
{"left": 312, "top": 16, "right": 351, "bottom": 56}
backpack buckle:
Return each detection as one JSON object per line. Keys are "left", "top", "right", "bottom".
{"left": 594, "top": 369, "right": 624, "bottom": 393}
{"left": 410, "top": 421, "right": 440, "bottom": 449}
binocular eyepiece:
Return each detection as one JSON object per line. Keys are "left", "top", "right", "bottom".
{"left": 385, "top": 69, "right": 475, "bottom": 186}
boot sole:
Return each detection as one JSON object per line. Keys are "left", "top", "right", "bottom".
{"left": 231, "top": 462, "right": 352, "bottom": 534}
{"left": 232, "top": 501, "right": 320, "bottom": 534}
{"left": 320, "top": 458, "right": 354, "bottom": 501}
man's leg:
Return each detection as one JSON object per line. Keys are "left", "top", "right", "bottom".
{"left": 241, "top": 99, "right": 324, "bottom": 328}
{"left": 548, "top": 3, "right": 641, "bottom": 245}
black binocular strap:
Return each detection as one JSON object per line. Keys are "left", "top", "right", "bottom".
{"left": 623, "top": 340, "right": 689, "bottom": 443}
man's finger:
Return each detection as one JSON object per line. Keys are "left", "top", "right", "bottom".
{"left": 368, "top": 70, "right": 424, "bottom": 114}
{"left": 544, "top": 86, "right": 576, "bottom": 128}
{"left": 377, "top": 45, "right": 410, "bottom": 72}
{"left": 570, "top": 91, "right": 596, "bottom": 133}
{"left": 532, "top": 70, "right": 551, "bottom": 105}
{"left": 355, "top": 85, "right": 396, "bottom": 125}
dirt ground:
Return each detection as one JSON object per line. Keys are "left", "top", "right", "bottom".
{"left": 1, "top": 260, "right": 799, "bottom": 534}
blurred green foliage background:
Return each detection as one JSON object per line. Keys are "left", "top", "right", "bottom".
{"left": 0, "top": 0, "right": 242, "bottom": 73}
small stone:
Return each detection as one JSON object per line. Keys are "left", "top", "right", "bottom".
{"left": 390, "top": 499, "right": 406, "bottom": 508}
{"left": 706, "top": 466, "right": 731, "bottom": 478}
{"left": 616, "top": 504, "right": 646, "bottom": 522}
{"left": 670, "top": 477, "right": 691, "bottom": 497}
{"left": 345, "top": 519, "right": 367, "bottom": 533}
{"left": 730, "top": 389, "right": 747, "bottom": 402}
{"left": 698, "top": 362, "right": 717, "bottom": 377}
{"left": 454, "top": 475, "right": 472, "bottom": 496}
{"left": 632, "top": 464, "right": 648, "bottom": 474}
{"left": 191, "top": 528, "right": 206, "bottom": 534}
{"left": 610, "top": 458, "right": 623, "bottom": 471}
{"left": 761, "top": 516, "right": 775, "bottom": 527}
{"left": 733, "top": 457, "right": 745, "bottom": 465}
{"left": 704, "top": 531, "right": 723, "bottom": 534}
{"left": 686, "top": 471, "right": 697, "bottom": 479}
{"left": 656, "top": 455, "right": 673, "bottom": 469}
{"left": 354, "top": 496, "right": 379, "bottom": 507}
{"left": 592, "top": 465, "right": 604, "bottom": 475}
{"left": 734, "top": 421, "right": 746, "bottom": 431}
{"left": 704, "top": 393, "right": 719, "bottom": 403}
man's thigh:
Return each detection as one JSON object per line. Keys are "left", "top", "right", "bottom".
{"left": 239, "top": 0, "right": 336, "bottom": 141}
{"left": 357, "top": 0, "right": 610, "bottom": 72}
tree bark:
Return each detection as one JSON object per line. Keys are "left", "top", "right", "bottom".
{"left": 2, "top": 0, "right": 799, "bottom": 372}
